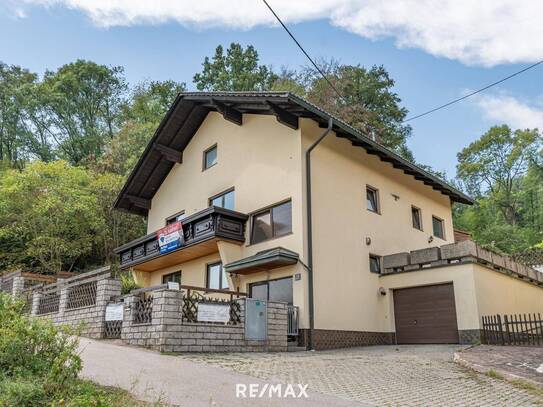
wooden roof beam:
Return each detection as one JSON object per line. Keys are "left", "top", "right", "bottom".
{"left": 211, "top": 99, "right": 242, "bottom": 126}
{"left": 267, "top": 101, "right": 299, "bottom": 129}
{"left": 154, "top": 143, "right": 183, "bottom": 163}
{"left": 126, "top": 194, "right": 152, "bottom": 210}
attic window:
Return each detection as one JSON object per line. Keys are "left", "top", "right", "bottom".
{"left": 203, "top": 144, "right": 217, "bottom": 170}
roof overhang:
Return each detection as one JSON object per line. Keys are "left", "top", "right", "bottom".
{"left": 224, "top": 247, "right": 299, "bottom": 275}
{"left": 114, "top": 92, "right": 473, "bottom": 215}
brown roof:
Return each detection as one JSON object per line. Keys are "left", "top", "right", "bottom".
{"left": 114, "top": 92, "right": 474, "bottom": 215}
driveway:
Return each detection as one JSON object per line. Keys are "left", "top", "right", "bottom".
{"left": 79, "top": 338, "right": 543, "bottom": 406}
{"left": 78, "top": 338, "right": 365, "bottom": 407}
{"left": 187, "top": 345, "right": 543, "bottom": 406}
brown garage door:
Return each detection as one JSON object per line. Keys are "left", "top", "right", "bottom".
{"left": 393, "top": 283, "right": 459, "bottom": 344}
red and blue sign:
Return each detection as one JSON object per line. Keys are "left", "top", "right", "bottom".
{"left": 157, "top": 221, "right": 184, "bottom": 254}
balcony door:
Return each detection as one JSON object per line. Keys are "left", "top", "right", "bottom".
{"left": 249, "top": 277, "right": 293, "bottom": 304}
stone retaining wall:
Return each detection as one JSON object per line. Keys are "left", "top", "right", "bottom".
{"left": 121, "top": 289, "right": 288, "bottom": 352}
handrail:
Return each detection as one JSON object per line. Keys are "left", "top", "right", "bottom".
{"left": 131, "top": 283, "right": 247, "bottom": 297}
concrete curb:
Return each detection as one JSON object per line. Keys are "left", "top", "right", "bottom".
{"left": 453, "top": 351, "right": 543, "bottom": 389}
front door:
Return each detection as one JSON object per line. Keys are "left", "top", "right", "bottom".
{"left": 249, "top": 277, "right": 293, "bottom": 304}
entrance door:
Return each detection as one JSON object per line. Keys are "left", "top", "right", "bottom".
{"left": 249, "top": 277, "right": 293, "bottom": 304}
{"left": 393, "top": 283, "right": 459, "bottom": 344}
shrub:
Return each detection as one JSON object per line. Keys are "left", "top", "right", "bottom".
{"left": 0, "top": 293, "right": 81, "bottom": 405}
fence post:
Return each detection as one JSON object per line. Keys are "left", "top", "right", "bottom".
{"left": 11, "top": 274, "right": 24, "bottom": 297}
{"left": 504, "top": 315, "right": 511, "bottom": 346}
{"left": 57, "top": 279, "right": 67, "bottom": 319}
{"left": 95, "top": 277, "right": 121, "bottom": 338}
{"left": 497, "top": 315, "right": 504, "bottom": 345}
{"left": 31, "top": 291, "right": 42, "bottom": 316}
{"left": 152, "top": 289, "right": 183, "bottom": 352}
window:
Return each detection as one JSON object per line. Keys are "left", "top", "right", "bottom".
{"left": 249, "top": 277, "right": 293, "bottom": 304}
{"left": 369, "top": 255, "right": 381, "bottom": 274}
{"left": 411, "top": 206, "right": 422, "bottom": 231}
{"left": 203, "top": 144, "right": 217, "bottom": 170}
{"left": 250, "top": 200, "right": 292, "bottom": 245}
{"left": 166, "top": 211, "right": 186, "bottom": 225}
{"left": 209, "top": 188, "right": 235, "bottom": 210}
{"left": 162, "top": 271, "right": 181, "bottom": 285}
{"left": 206, "top": 262, "right": 228, "bottom": 290}
{"left": 366, "top": 186, "right": 379, "bottom": 213}
{"left": 432, "top": 216, "right": 445, "bottom": 239}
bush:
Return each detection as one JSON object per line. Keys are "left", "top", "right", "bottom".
{"left": 0, "top": 293, "right": 81, "bottom": 406}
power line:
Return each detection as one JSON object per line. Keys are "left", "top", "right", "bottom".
{"left": 261, "top": 0, "right": 345, "bottom": 103}
{"left": 404, "top": 59, "right": 543, "bottom": 122}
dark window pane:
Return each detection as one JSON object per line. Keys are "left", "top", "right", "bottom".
{"left": 250, "top": 283, "right": 268, "bottom": 301}
{"left": 251, "top": 210, "right": 272, "bottom": 244}
{"left": 272, "top": 201, "right": 292, "bottom": 237}
{"left": 223, "top": 190, "right": 235, "bottom": 210}
{"left": 162, "top": 271, "right": 181, "bottom": 284}
{"left": 207, "top": 263, "right": 221, "bottom": 289}
{"left": 204, "top": 146, "right": 217, "bottom": 169}
{"left": 211, "top": 196, "right": 222, "bottom": 207}
{"left": 369, "top": 256, "right": 381, "bottom": 274}
{"left": 412, "top": 207, "right": 422, "bottom": 230}
{"left": 166, "top": 212, "right": 185, "bottom": 225}
{"left": 367, "top": 188, "right": 378, "bottom": 212}
{"left": 268, "top": 278, "right": 293, "bottom": 304}
{"left": 432, "top": 216, "right": 444, "bottom": 239}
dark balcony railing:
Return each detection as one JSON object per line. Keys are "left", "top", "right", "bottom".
{"left": 115, "top": 206, "right": 248, "bottom": 269}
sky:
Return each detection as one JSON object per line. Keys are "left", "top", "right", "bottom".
{"left": 1, "top": 0, "right": 542, "bottom": 177}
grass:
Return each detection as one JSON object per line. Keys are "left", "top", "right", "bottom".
{"left": 485, "top": 369, "right": 543, "bottom": 399}
{"left": 53, "top": 379, "right": 163, "bottom": 407}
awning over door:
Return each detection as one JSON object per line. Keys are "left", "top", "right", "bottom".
{"left": 224, "top": 247, "right": 299, "bottom": 275}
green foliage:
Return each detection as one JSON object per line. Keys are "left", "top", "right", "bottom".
{"left": 193, "top": 43, "right": 278, "bottom": 91}
{"left": 120, "top": 271, "right": 140, "bottom": 295}
{"left": 38, "top": 59, "right": 127, "bottom": 165}
{"left": 0, "top": 293, "right": 81, "bottom": 406}
{"left": 454, "top": 125, "right": 543, "bottom": 253}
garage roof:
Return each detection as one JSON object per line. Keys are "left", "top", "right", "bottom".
{"left": 114, "top": 92, "right": 473, "bottom": 215}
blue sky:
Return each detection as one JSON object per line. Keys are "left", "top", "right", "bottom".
{"left": 1, "top": 1, "right": 542, "bottom": 177}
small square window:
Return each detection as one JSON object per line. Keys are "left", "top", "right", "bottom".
{"left": 411, "top": 206, "right": 422, "bottom": 230}
{"left": 162, "top": 271, "right": 181, "bottom": 284}
{"left": 366, "top": 186, "right": 379, "bottom": 213}
{"left": 203, "top": 145, "right": 217, "bottom": 170}
{"left": 432, "top": 216, "right": 445, "bottom": 239}
{"left": 369, "top": 255, "right": 381, "bottom": 274}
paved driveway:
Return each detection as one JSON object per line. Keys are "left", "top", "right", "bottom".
{"left": 187, "top": 345, "right": 543, "bottom": 406}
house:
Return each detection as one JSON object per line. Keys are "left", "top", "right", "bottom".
{"left": 114, "top": 92, "right": 543, "bottom": 350}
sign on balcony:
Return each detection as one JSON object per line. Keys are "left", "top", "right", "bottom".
{"left": 157, "top": 221, "right": 184, "bottom": 254}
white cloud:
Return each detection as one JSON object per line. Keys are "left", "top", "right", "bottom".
{"left": 473, "top": 93, "right": 543, "bottom": 129}
{"left": 18, "top": 0, "right": 543, "bottom": 66}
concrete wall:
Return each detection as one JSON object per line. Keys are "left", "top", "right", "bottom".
{"left": 301, "top": 118, "right": 456, "bottom": 333}
{"left": 473, "top": 264, "right": 543, "bottom": 317}
{"left": 121, "top": 289, "right": 288, "bottom": 352}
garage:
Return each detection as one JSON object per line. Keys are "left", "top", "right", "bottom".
{"left": 393, "top": 283, "right": 459, "bottom": 344}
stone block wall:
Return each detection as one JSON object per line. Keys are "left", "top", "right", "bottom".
{"left": 31, "top": 268, "right": 121, "bottom": 339}
{"left": 121, "top": 289, "right": 288, "bottom": 352}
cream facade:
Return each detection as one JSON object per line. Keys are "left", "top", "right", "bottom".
{"left": 114, "top": 92, "right": 542, "bottom": 350}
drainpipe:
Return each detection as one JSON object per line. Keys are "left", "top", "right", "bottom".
{"left": 305, "top": 117, "right": 333, "bottom": 351}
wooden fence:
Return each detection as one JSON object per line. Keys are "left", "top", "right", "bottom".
{"left": 482, "top": 314, "right": 543, "bottom": 346}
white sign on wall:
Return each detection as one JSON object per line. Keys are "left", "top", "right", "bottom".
{"left": 197, "top": 303, "right": 230, "bottom": 324}
{"left": 105, "top": 303, "right": 124, "bottom": 321}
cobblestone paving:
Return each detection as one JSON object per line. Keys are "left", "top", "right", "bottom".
{"left": 185, "top": 345, "right": 543, "bottom": 406}
{"left": 457, "top": 345, "right": 543, "bottom": 385}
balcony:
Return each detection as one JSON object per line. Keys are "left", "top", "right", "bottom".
{"left": 115, "top": 206, "right": 248, "bottom": 272}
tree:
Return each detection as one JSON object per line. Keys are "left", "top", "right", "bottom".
{"left": 193, "top": 44, "right": 277, "bottom": 91}
{"left": 38, "top": 60, "right": 127, "bottom": 165}
{"left": 457, "top": 125, "right": 541, "bottom": 226}
{"left": 301, "top": 62, "right": 414, "bottom": 160}
{"left": 0, "top": 63, "right": 40, "bottom": 168}
{"left": 0, "top": 161, "right": 103, "bottom": 273}
{"left": 98, "top": 80, "right": 186, "bottom": 176}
